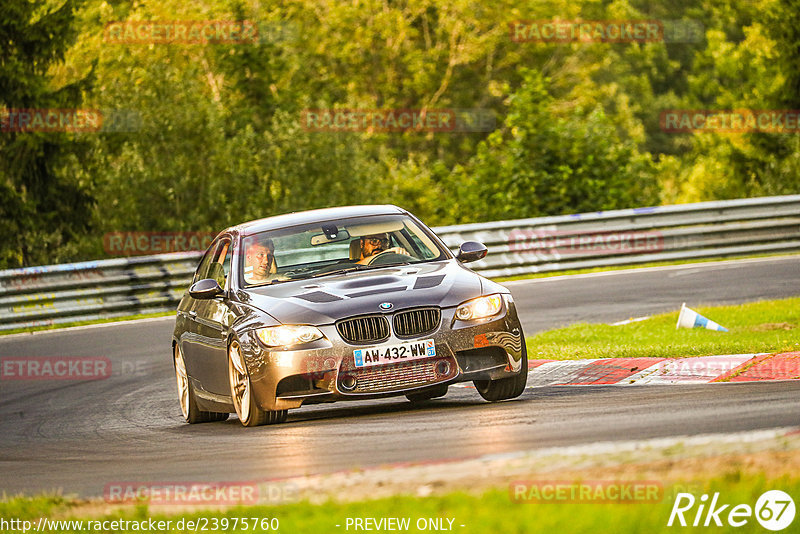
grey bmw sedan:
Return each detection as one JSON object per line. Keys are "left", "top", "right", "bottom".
{"left": 172, "top": 205, "right": 527, "bottom": 426}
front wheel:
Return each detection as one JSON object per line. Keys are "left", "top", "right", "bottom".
{"left": 473, "top": 350, "right": 528, "bottom": 402}
{"left": 174, "top": 344, "right": 228, "bottom": 424}
{"left": 228, "top": 340, "right": 288, "bottom": 427}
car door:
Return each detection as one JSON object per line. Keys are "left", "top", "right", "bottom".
{"left": 178, "top": 243, "right": 215, "bottom": 381}
{"left": 190, "top": 236, "right": 236, "bottom": 395}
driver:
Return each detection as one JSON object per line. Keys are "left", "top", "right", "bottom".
{"left": 357, "top": 233, "right": 409, "bottom": 265}
{"left": 244, "top": 237, "right": 277, "bottom": 282}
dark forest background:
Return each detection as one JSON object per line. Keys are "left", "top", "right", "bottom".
{"left": 2, "top": 0, "right": 799, "bottom": 268}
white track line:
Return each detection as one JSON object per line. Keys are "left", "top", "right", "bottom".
{"left": 502, "top": 254, "right": 800, "bottom": 285}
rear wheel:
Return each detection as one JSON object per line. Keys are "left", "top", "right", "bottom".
{"left": 174, "top": 344, "right": 228, "bottom": 423}
{"left": 406, "top": 384, "right": 449, "bottom": 403}
{"left": 228, "top": 340, "right": 288, "bottom": 427}
{"left": 473, "top": 350, "right": 528, "bottom": 402}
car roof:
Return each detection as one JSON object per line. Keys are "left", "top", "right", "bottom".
{"left": 230, "top": 205, "right": 408, "bottom": 236}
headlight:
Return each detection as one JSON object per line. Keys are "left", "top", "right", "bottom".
{"left": 455, "top": 294, "right": 503, "bottom": 321}
{"left": 255, "top": 325, "right": 324, "bottom": 347}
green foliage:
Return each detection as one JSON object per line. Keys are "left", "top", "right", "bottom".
{"left": 2, "top": 0, "right": 800, "bottom": 267}
{"left": 0, "top": 0, "right": 95, "bottom": 268}
{"left": 447, "top": 69, "right": 659, "bottom": 222}
{"left": 663, "top": 7, "right": 799, "bottom": 202}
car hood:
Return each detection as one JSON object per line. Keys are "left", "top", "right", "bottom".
{"left": 238, "top": 260, "right": 487, "bottom": 325}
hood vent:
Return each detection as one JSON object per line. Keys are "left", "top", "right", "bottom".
{"left": 413, "top": 275, "right": 445, "bottom": 289}
{"left": 295, "top": 291, "right": 342, "bottom": 303}
{"left": 345, "top": 286, "right": 407, "bottom": 298}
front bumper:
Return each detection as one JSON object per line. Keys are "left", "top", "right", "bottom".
{"left": 237, "top": 295, "right": 525, "bottom": 411}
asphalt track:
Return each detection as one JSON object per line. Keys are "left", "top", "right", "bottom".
{"left": 1, "top": 255, "right": 799, "bottom": 497}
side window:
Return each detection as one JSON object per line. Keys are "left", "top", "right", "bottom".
{"left": 222, "top": 243, "right": 232, "bottom": 280}
{"left": 192, "top": 245, "right": 216, "bottom": 284}
{"left": 400, "top": 229, "right": 428, "bottom": 259}
{"left": 209, "top": 239, "right": 231, "bottom": 289}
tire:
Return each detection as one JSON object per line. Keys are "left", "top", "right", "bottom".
{"left": 174, "top": 344, "right": 229, "bottom": 424}
{"left": 228, "top": 339, "right": 288, "bottom": 427}
{"left": 473, "top": 349, "right": 528, "bottom": 402}
{"left": 406, "top": 384, "right": 448, "bottom": 403}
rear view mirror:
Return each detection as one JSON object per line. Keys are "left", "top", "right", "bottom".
{"left": 456, "top": 241, "right": 488, "bottom": 263}
{"left": 311, "top": 228, "right": 351, "bottom": 245}
{"left": 189, "top": 278, "right": 223, "bottom": 299}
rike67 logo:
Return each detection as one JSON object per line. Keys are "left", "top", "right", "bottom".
{"left": 668, "top": 490, "right": 795, "bottom": 530}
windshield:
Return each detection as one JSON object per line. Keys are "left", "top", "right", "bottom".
{"left": 239, "top": 214, "right": 448, "bottom": 286}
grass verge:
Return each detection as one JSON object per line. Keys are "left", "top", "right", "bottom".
{"left": 526, "top": 297, "right": 800, "bottom": 360}
{"left": 2, "top": 473, "right": 798, "bottom": 533}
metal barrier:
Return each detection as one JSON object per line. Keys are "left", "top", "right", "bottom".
{"left": 1, "top": 195, "right": 799, "bottom": 331}
{"left": 435, "top": 194, "right": 800, "bottom": 278}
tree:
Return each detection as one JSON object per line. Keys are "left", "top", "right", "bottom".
{"left": 0, "top": 0, "right": 95, "bottom": 268}
{"left": 670, "top": 1, "right": 800, "bottom": 202}
{"left": 447, "top": 69, "right": 659, "bottom": 223}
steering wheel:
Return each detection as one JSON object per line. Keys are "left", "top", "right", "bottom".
{"left": 366, "top": 250, "right": 411, "bottom": 266}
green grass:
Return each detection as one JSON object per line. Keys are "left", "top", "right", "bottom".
{"left": 526, "top": 297, "right": 800, "bottom": 360}
{"left": 2, "top": 474, "right": 797, "bottom": 533}
{"left": 495, "top": 251, "right": 800, "bottom": 282}
{"left": 0, "top": 311, "right": 173, "bottom": 336}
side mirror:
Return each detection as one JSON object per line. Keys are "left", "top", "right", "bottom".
{"left": 189, "top": 278, "right": 223, "bottom": 299}
{"left": 456, "top": 241, "right": 488, "bottom": 263}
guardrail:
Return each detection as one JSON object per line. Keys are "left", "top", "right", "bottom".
{"left": 1, "top": 195, "right": 799, "bottom": 331}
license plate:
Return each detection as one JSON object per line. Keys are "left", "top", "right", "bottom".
{"left": 353, "top": 339, "right": 436, "bottom": 368}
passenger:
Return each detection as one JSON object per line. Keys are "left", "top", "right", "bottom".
{"left": 244, "top": 238, "right": 277, "bottom": 282}
{"left": 357, "top": 233, "right": 409, "bottom": 265}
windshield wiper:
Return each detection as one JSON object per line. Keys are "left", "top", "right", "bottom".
{"left": 309, "top": 264, "right": 372, "bottom": 279}
{"left": 367, "top": 261, "right": 413, "bottom": 269}
{"left": 266, "top": 278, "right": 294, "bottom": 285}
